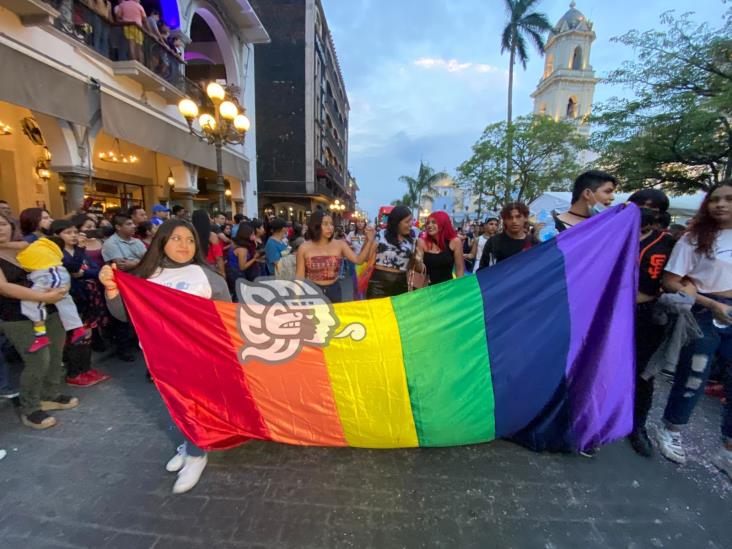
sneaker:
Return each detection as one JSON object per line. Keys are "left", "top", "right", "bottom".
{"left": 66, "top": 372, "right": 98, "bottom": 387}
{"left": 655, "top": 425, "right": 686, "bottom": 464}
{"left": 629, "top": 428, "right": 654, "bottom": 458}
{"left": 172, "top": 455, "right": 208, "bottom": 494}
{"left": 28, "top": 336, "right": 50, "bottom": 353}
{"left": 166, "top": 444, "right": 187, "bottom": 472}
{"left": 88, "top": 369, "right": 111, "bottom": 383}
{"left": 712, "top": 449, "right": 732, "bottom": 480}
{"left": 21, "top": 410, "right": 57, "bottom": 429}
{"left": 0, "top": 386, "right": 19, "bottom": 399}
{"left": 40, "top": 395, "right": 79, "bottom": 411}
{"left": 579, "top": 447, "right": 599, "bottom": 458}
{"left": 69, "top": 327, "right": 90, "bottom": 345}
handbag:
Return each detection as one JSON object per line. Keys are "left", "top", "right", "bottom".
{"left": 407, "top": 262, "right": 428, "bottom": 291}
{"left": 407, "top": 237, "right": 429, "bottom": 291}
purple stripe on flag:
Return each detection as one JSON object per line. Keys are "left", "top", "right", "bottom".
{"left": 556, "top": 204, "right": 640, "bottom": 450}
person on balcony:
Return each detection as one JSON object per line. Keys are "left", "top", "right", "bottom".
{"left": 114, "top": 0, "right": 148, "bottom": 63}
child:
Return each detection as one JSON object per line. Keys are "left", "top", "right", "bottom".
{"left": 17, "top": 237, "right": 88, "bottom": 353}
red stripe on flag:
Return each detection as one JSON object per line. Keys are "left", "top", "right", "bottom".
{"left": 115, "top": 272, "right": 270, "bottom": 450}
{"left": 214, "top": 301, "right": 348, "bottom": 447}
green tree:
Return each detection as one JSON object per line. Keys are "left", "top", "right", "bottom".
{"left": 393, "top": 161, "right": 449, "bottom": 213}
{"left": 590, "top": 9, "right": 732, "bottom": 193}
{"left": 500, "top": 0, "right": 552, "bottom": 188}
{"left": 458, "top": 115, "right": 585, "bottom": 208}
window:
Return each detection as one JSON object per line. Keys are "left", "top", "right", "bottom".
{"left": 544, "top": 54, "right": 554, "bottom": 78}
{"left": 566, "top": 97, "right": 578, "bottom": 119}
{"left": 571, "top": 47, "right": 583, "bottom": 70}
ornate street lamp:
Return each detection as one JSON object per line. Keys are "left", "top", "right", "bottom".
{"left": 330, "top": 199, "right": 346, "bottom": 224}
{"left": 178, "top": 82, "right": 250, "bottom": 212}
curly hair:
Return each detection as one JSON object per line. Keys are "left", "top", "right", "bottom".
{"left": 688, "top": 181, "right": 732, "bottom": 258}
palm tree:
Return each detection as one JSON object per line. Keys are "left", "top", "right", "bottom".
{"left": 501, "top": 0, "right": 551, "bottom": 187}
{"left": 397, "top": 161, "right": 449, "bottom": 216}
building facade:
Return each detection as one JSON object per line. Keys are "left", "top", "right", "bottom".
{"left": 253, "top": 0, "right": 353, "bottom": 223}
{"left": 530, "top": 1, "right": 597, "bottom": 137}
{"left": 0, "top": 0, "right": 268, "bottom": 219}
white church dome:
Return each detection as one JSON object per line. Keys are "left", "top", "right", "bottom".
{"left": 550, "top": 2, "right": 592, "bottom": 37}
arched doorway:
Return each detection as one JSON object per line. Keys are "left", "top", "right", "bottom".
{"left": 184, "top": 6, "right": 239, "bottom": 86}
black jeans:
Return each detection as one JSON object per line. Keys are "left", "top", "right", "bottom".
{"left": 63, "top": 338, "right": 92, "bottom": 378}
{"left": 109, "top": 316, "right": 136, "bottom": 355}
{"left": 366, "top": 269, "right": 408, "bottom": 299}
{"left": 634, "top": 301, "right": 666, "bottom": 431}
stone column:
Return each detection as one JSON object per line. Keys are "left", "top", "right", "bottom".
{"left": 169, "top": 163, "right": 199, "bottom": 215}
{"left": 58, "top": 170, "right": 91, "bottom": 214}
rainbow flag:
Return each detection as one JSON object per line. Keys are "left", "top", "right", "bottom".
{"left": 115, "top": 205, "right": 639, "bottom": 453}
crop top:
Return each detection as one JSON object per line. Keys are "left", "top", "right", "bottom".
{"left": 305, "top": 256, "right": 342, "bottom": 283}
{"left": 374, "top": 229, "right": 416, "bottom": 272}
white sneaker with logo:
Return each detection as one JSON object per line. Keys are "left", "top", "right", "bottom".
{"left": 165, "top": 444, "right": 187, "bottom": 472}
{"left": 172, "top": 455, "right": 208, "bottom": 494}
{"left": 712, "top": 448, "right": 732, "bottom": 480}
{"left": 655, "top": 426, "right": 687, "bottom": 464}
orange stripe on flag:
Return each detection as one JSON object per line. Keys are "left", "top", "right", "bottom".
{"left": 214, "top": 301, "right": 348, "bottom": 446}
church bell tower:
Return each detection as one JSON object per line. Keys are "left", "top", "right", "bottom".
{"left": 531, "top": 2, "right": 598, "bottom": 137}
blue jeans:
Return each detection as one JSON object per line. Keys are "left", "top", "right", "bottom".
{"left": 663, "top": 296, "right": 732, "bottom": 443}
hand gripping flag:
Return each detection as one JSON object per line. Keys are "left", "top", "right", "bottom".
{"left": 115, "top": 204, "right": 640, "bottom": 453}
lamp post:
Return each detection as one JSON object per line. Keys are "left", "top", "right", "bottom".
{"left": 178, "top": 82, "right": 250, "bottom": 212}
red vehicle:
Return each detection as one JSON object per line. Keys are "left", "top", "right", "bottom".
{"left": 377, "top": 206, "right": 393, "bottom": 228}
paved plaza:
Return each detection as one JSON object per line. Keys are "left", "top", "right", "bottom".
{"left": 1, "top": 349, "right": 730, "bottom": 548}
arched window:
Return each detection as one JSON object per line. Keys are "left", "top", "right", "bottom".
{"left": 543, "top": 54, "right": 554, "bottom": 78}
{"left": 539, "top": 103, "right": 547, "bottom": 115}
{"left": 571, "top": 47, "right": 583, "bottom": 70}
{"left": 566, "top": 97, "right": 578, "bottom": 119}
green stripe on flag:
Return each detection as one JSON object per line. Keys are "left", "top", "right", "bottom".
{"left": 392, "top": 275, "right": 495, "bottom": 446}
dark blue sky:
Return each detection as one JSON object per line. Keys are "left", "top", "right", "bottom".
{"left": 320, "top": 0, "right": 723, "bottom": 216}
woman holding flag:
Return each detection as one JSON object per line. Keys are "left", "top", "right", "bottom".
{"left": 99, "top": 219, "right": 231, "bottom": 495}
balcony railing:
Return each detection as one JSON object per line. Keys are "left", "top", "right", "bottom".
{"left": 41, "top": 0, "right": 186, "bottom": 94}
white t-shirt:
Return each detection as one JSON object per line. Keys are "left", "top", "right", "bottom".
{"left": 473, "top": 235, "right": 489, "bottom": 274}
{"left": 665, "top": 229, "right": 732, "bottom": 293}
{"left": 148, "top": 264, "right": 213, "bottom": 298}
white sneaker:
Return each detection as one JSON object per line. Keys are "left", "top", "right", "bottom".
{"left": 712, "top": 449, "right": 732, "bottom": 480}
{"left": 165, "top": 444, "right": 186, "bottom": 473}
{"left": 655, "top": 426, "right": 686, "bottom": 464}
{"left": 172, "top": 455, "right": 208, "bottom": 494}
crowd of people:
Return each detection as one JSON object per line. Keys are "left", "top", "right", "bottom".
{"left": 53, "top": 0, "right": 186, "bottom": 81}
{"left": 0, "top": 170, "right": 730, "bottom": 494}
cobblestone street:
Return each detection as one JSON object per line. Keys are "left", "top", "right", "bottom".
{"left": 0, "top": 348, "right": 730, "bottom": 549}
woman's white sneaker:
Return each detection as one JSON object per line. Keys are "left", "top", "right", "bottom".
{"left": 655, "top": 426, "right": 687, "bottom": 464}
{"left": 172, "top": 455, "right": 208, "bottom": 494}
{"left": 165, "top": 444, "right": 187, "bottom": 472}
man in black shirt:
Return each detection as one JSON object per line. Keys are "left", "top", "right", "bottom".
{"left": 477, "top": 203, "right": 534, "bottom": 270}
{"left": 627, "top": 190, "right": 676, "bottom": 457}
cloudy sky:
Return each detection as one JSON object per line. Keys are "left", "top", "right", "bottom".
{"left": 320, "top": 0, "right": 724, "bottom": 216}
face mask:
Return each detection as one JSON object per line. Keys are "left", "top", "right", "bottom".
{"left": 590, "top": 203, "right": 606, "bottom": 216}
{"left": 589, "top": 192, "right": 606, "bottom": 216}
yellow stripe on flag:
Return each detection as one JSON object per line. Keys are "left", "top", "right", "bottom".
{"left": 324, "top": 297, "right": 419, "bottom": 448}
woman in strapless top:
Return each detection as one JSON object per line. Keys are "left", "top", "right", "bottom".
{"left": 296, "top": 211, "right": 375, "bottom": 303}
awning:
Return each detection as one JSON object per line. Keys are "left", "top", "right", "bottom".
{"left": 100, "top": 91, "right": 248, "bottom": 181}
{"left": 0, "top": 42, "right": 99, "bottom": 126}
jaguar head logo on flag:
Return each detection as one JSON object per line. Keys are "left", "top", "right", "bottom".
{"left": 235, "top": 278, "right": 366, "bottom": 364}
